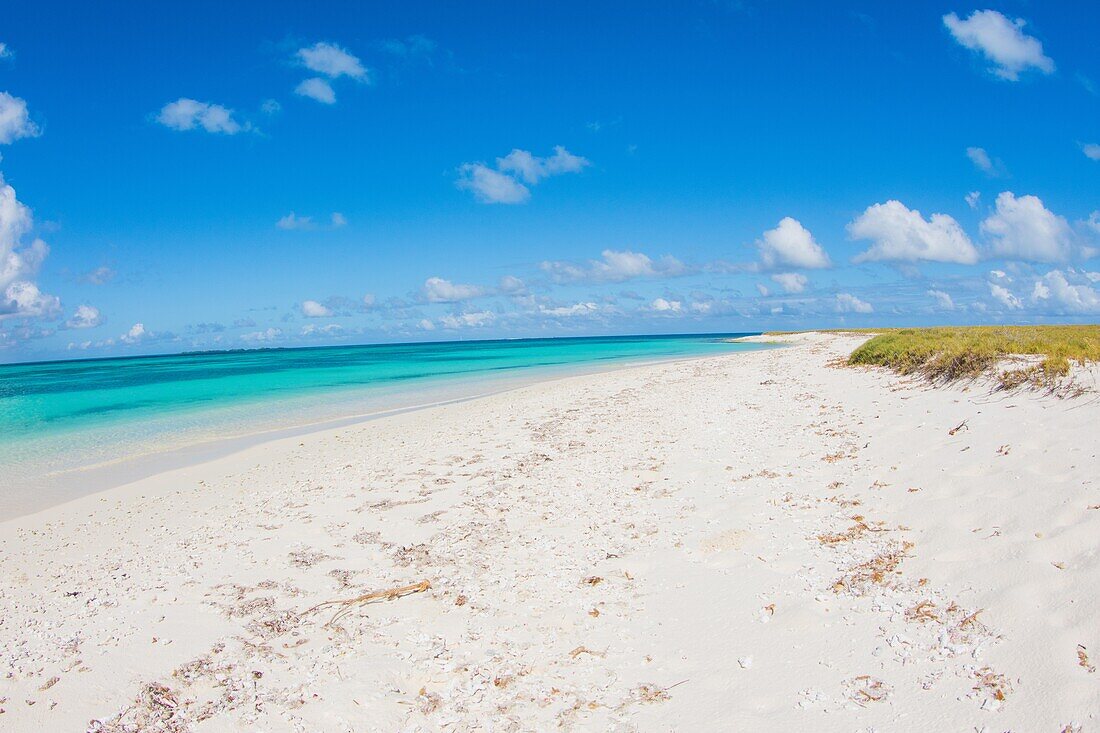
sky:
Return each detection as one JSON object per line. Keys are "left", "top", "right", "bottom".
{"left": 0, "top": 1, "right": 1098, "bottom": 362}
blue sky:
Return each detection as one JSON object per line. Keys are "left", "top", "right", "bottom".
{"left": 0, "top": 1, "right": 1098, "bottom": 362}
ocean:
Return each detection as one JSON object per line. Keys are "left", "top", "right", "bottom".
{"left": 0, "top": 333, "right": 768, "bottom": 516}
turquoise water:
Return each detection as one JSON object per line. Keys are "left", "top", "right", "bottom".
{"left": 0, "top": 333, "right": 765, "bottom": 515}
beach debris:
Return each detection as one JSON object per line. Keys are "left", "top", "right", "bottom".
{"left": 948, "top": 420, "right": 968, "bottom": 435}
{"left": 1078, "top": 645, "right": 1096, "bottom": 673}
{"left": 996, "top": 444, "right": 1011, "bottom": 456}
{"left": 568, "top": 646, "right": 604, "bottom": 659}
{"left": 737, "top": 656, "right": 753, "bottom": 669}
{"left": 843, "top": 675, "right": 891, "bottom": 705}
{"left": 581, "top": 576, "right": 604, "bottom": 586}
{"left": 304, "top": 579, "right": 430, "bottom": 626}
{"left": 630, "top": 683, "right": 671, "bottom": 704}
{"left": 971, "top": 666, "right": 1011, "bottom": 707}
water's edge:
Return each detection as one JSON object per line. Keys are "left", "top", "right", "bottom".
{"left": 3, "top": 347, "right": 772, "bottom": 521}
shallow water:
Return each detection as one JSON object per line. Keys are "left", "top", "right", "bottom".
{"left": 0, "top": 333, "right": 768, "bottom": 516}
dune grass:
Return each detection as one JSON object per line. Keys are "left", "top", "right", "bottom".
{"left": 842, "top": 325, "right": 1100, "bottom": 389}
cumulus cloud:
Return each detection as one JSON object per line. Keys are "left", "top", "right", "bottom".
{"left": 261, "top": 99, "right": 281, "bottom": 115}
{"left": 771, "top": 272, "right": 808, "bottom": 294}
{"left": 456, "top": 146, "right": 589, "bottom": 204}
{"left": 295, "top": 78, "right": 337, "bottom": 104}
{"left": 241, "top": 327, "right": 282, "bottom": 343}
{"left": 0, "top": 43, "right": 12, "bottom": 60}
{"left": 1082, "top": 143, "right": 1100, "bottom": 162}
{"left": 439, "top": 310, "right": 494, "bottom": 329}
{"left": 66, "top": 304, "right": 102, "bottom": 329}
{"left": 980, "top": 192, "right": 1072, "bottom": 263}
{"left": 988, "top": 282, "right": 1022, "bottom": 309}
{"left": 418, "top": 319, "right": 435, "bottom": 331}
{"left": 539, "top": 301, "right": 600, "bottom": 317}
{"left": 927, "top": 289, "right": 955, "bottom": 310}
{"left": 966, "top": 191, "right": 981, "bottom": 209}
{"left": 456, "top": 164, "right": 530, "bottom": 204}
{"left": 849, "top": 200, "right": 979, "bottom": 264}
{"left": 835, "top": 293, "right": 873, "bottom": 313}
{"left": 757, "top": 217, "right": 831, "bottom": 269}
{"left": 0, "top": 92, "right": 40, "bottom": 144}
{"left": 0, "top": 174, "right": 57, "bottom": 322}
{"left": 156, "top": 98, "right": 244, "bottom": 134}
{"left": 943, "top": 10, "right": 1054, "bottom": 81}
{"left": 301, "top": 323, "right": 344, "bottom": 337}
{"left": 649, "top": 297, "right": 682, "bottom": 313}
{"left": 540, "top": 249, "right": 687, "bottom": 284}
{"left": 301, "top": 300, "right": 333, "bottom": 317}
{"left": 1031, "top": 270, "right": 1100, "bottom": 313}
{"left": 119, "top": 322, "right": 147, "bottom": 344}
{"left": 297, "top": 42, "right": 367, "bottom": 81}
{"left": 423, "top": 277, "right": 484, "bottom": 303}
{"left": 499, "top": 275, "right": 526, "bottom": 294}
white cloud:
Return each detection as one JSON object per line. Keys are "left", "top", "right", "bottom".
{"left": 966, "top": 191, "right": 981, "bottom": 209}
{"left": 456, "top": 163, "right": 530, "bottom": 204}
{"left": 276, "top": 211, "right": 345, "bottom": 230}
{"left": 301, "top": 300, "right": 332, "bottom": 317}
{"left": 1031, "top": 270, "right": 1100, "bottom": 313}
{"left": 539, "top": 302, "right": 600, "bottom": 317}
{"left": 241, "top": 327, "right": 282, "bottom": 343}
{"left": 297, "top": 42, "right": 367, "bottom": 81}
{"left": 301, "top": 323, "right": 343, "bottom": 336}
{"left": 835, "top": 293, "right": 873, "bottom": 313}
{"left": 758, "top": 217, "right": 831, "bottom": 269}
{"left": 849, "top": 200, "right": 979, "bottom": 264}
{"left": 980, "top": 192, "right": 1072, "bottom": 263}
{"left": 439, "top": 310, "right": 494, "bottom": 329}
{"left": 0, "top": 92, "right": 40, "bottom": 144}
{"left": 66, "top": 304, "right": 102, "bottom": 329}
{"left": 988, "top": 282, "right": 1021, "bottom": 309}
{"left": 966, "top": 146, "right": 1005, "bottom": 176}
{"left": 0, "top": 174, "right": 57, "bottom": 322}
{"left": 943, "top": 10, "right": 1054, "bottom": 81}
{"left": 120, "top": 323, "right": 147, "bottom": 344}
{"left": 156, "top": 98, "right": 244, "bottom": 134}
{"left": 295, "top": 78, "right": 336, "bottom": 105}
{"left": 2, "top": 281, "right": 59, "bottom": 320}
{"left": 496, "top": 146, "right": 590, "bottom": 184}
{"left": 771, "top": 272, "right": 808, "bottom": 294}
{"left": 540, "top": 249, "right": 687, "bottom": 284}
{"left": 755, "top": 283, "right": 770, "bottom": 297}
{"left": 499, "top": 275, "right": 525, "bottom": 294}
{"left": 80, "top": 266, "right": 115, "bottom": 285}
{"left": 362, "top": 293, "right": 376, "bottom": 308}
{"left": 1082, "top": 143, "right": 1100, "bottom": 162}
{"left": 418, "top": 319, "right": 435, "bottom": 331}
{"left": 423, "top": 277, "right": 484, "bottom": 303}
{"left": 967, "top": 146, "right": 993, "bottom": 173}
{"left": 649, "top": 297, "right": 682, "bottom": 313}
{"left": 261, "top": 99, "right": 281, "bottom": 115}
{"left": 0, "top": 43, "right": 12, "bottom": 60}
{"left": 927, "top": 289, "right": 955, "bottom": 310}
{"left": 457, "top": 147, "right": 588, "bottom": 204}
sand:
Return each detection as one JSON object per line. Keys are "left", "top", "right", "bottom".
{"left": 1, "top": 332, "right": 1097, "bottom": 732}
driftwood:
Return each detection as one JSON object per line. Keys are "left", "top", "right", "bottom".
{"left": 305, "top": 579, "right": 431, "bottom": 626}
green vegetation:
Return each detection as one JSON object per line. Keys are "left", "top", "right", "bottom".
{"left": 842, "top": 325, "right": 1100, "bottom": 389}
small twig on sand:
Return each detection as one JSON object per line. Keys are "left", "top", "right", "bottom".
{"left": 305, "top": 580, "right": 431, "bottom": 626}
{"left": 949, "top": 420, "right": 968, "bottom": 436}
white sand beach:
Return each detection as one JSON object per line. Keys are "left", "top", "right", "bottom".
{"left": 1, "top": 332, "right": 1098, "bottom": 732}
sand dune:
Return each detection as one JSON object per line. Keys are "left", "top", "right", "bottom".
{"left": 1, "top": 332, "right": 1097, "bottom": 731}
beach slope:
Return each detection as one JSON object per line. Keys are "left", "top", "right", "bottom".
{"left": 1, "top": 332, "right": 1097, "bottom": 731}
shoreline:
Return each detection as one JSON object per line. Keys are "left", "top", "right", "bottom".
{"left": 3, "top": 346, "right": 773, "bottom": 522}
{"left": 2, "top": 331, "right": 1097, "bottom": 731}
